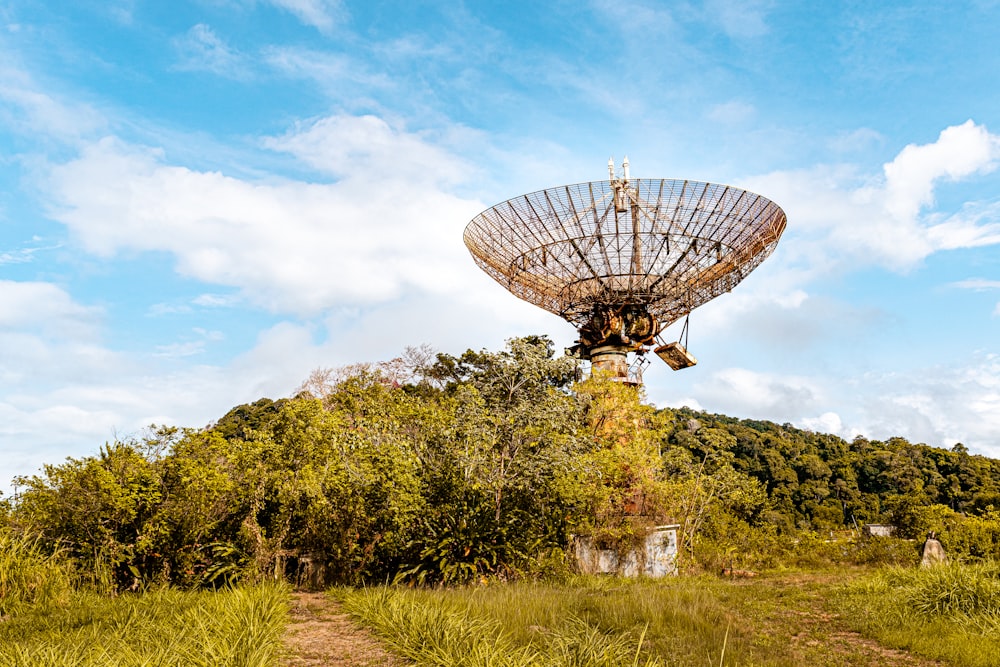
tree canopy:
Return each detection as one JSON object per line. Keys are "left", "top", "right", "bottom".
{"left": 5, "top": 336, "right": 1000, "bottom": 588}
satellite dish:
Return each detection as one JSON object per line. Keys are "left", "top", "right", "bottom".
{"left": 464, "top": 158, "right": 787, "bottom": 384}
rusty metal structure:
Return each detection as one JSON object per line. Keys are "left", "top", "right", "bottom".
{"left": 464, "top": 158, "right": 787, "bottom": 383}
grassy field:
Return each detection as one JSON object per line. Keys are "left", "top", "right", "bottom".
{"left": 0, "top": 585, "right": 289, "bottom": 667}
{"left": 838, "top": 562, "right": 1000, "bottom": 666}
{"left": 338, "top": 568, "right": 1000, "bottom": 667}
{"left": 336, "top": 573, "right": 844, "bottom": 666}
{"left": 4, "top": 542, "right": 1000, "bottom": 667}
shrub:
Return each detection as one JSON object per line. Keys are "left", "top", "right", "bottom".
{"left": 849, "top": 537, "right": 920, "bottom": 567}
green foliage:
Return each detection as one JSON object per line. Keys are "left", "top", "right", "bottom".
{"left": 397, "top": 495, "right": 526, "bottom": 585}
{"left": 8, "top": 334, "right": 1000, "bottom": 588}
{"left": 848, "top": 537, "right": 920, "bottom": 567}
{"left": 11, "top": 442, "right": 162, "bottom": 590}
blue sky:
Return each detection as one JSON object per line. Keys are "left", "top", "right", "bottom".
{"left": 3, "top": 0, "right": 1000, "bottom": 490}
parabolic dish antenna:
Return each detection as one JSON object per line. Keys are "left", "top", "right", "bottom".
{"left": 464, "top": 158, "right": 787, "bottom": 384}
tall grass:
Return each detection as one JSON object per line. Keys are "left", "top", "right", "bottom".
{"left": 0, "top": 584, "right": 289, "bottom": 667}
{"left": 0, "top": 531, "right": 72, "bottom": 614}
{"left": 339, "top": 584, "right": 661, "bottom": 666}
{"left": 337, "top": 577, "right": 788, "bottom": 666}
{"left": 839, "top": 562, "right": 1000, "bottom": 667}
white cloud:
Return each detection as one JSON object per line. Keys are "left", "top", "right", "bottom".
{"left": 0, "top": 246, "right": 41, "bottom": 264}
{"left": 152, "top": 328, "right": 225, "bottom": 358}
{"left": 0, "top": 63, "right": 105, "bottom": 142}
{"left": 650, "top": 353, "right": 1000, "bottom": 457}
{"left": 800, "top": 411, "right": 845, "bottom": 435}
{"left": 148, "top": 302, "right": 192, "bottom": 316}
{"left": 704, "top": 0, "right": 772, "bottom": 39}
{"left": 45, "top": 116, "right": 486, "bottom": 316}
{"left": 154, "top": 341, "right": 207, "bottom": 358}
{"left": 263, "top": 0, "right": 344, "bottom": 33}
{"left": 173, "top": 24, "right": 249, "bottom": 79}
{"left": 0, "top": 317, "right": 320, "bottom": 490}
{"left": 850, "top": 354, "right": 1000, "bottom": 450}
{"left": 883, "top": 120, "right": 1000, "bottom": 222}
{"left": 828, "top": 127, "right": 885, "bottom": 154}
{"left": 0, "top": 281, "right": 101, "bottom": 338}
{"left": 192, "top": 293, "right": 241, "bottom": 307}
{"left": 950, "top": 278, "right": 1000, "bottom": 291}
{"left": 263, "top": 46, "right": 392, "bottom": 100}
{"left": 665, "top": 396, "right": 704, "bottom": 411}
{"left": 691, "top": 367, "right": 825, "bottom": 419}
{"left": 926, "top": 200, "right": 1000, "bottom": 250}
{"left": 742, "top": 120, "right": 1000, "bottom": 272}
{"left": 263, "top": 114, "right": 470, "bottom": 185}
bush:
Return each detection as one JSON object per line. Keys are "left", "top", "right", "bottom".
{"left": 849, "top": 537, "right": 919, "bottom": 567}
{"left": 944, "top": 513, "right": 1000, "bottom": 560}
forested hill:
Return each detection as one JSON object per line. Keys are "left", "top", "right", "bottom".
{"left": 6, "top": 336, "right": 1000, "bottom": 589}
{"left": 661, "top": 406, "right": 1000, "bottom": 533}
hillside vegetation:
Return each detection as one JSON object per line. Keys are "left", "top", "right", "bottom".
{"left": 4, "top": 336, "right": 1000, "bottom": 589}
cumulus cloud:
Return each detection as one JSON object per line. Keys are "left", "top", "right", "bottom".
{"left": 652, "top": 353, "right": 1000, "bottom": 457}
{"left": 800, "top": 411, "right": 846, "bottom": 436}
{"left": 743, "top": 120, "right": 1000, "bottom": 272}
{"left": 851, "top": 354, "right": 1000, "bottom": 450}
{"left": 46, "top": 116, "right": 486, "bottom": 315}
{"left": 0, "top": 281, "right": 101, "bottom": 339}
{"left": 0, "top": 357, "right": 227, "bottom": 488}
{"left": 882, "top": 120, "right": 1000, "bottom": 222}
{"left": 689, "top": 367, "right": 825, "bottom": 420}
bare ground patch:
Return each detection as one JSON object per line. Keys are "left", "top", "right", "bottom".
{"left": 746, "top": 573, "right": 946, "bottom": 667}
{"left": 281, "top": 592, "right": 407, "bottom": 667}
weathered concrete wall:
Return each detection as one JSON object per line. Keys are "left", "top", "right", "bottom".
{"left": 861, "top": 524, "right": 896, "bottom": 538}
{"left": 573, "top": 525, "right": 679, "bottom": 577}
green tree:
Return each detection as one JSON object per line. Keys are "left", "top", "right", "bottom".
{"left": 14, "top": 442, "right": 162, "bottom": 590}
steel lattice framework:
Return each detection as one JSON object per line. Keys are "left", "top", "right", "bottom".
{"left": 464, "top": 177, "right": 787, "bottom": 333}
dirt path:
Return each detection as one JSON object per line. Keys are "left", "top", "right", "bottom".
{"left": 734, "top": 573, "right": 946, "bottom": 667}
{"left": 281, "top": 592, "right": 406, "bottom": 667}
{"left": 780, "top": 607, "right": 944, "bottom": 666}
